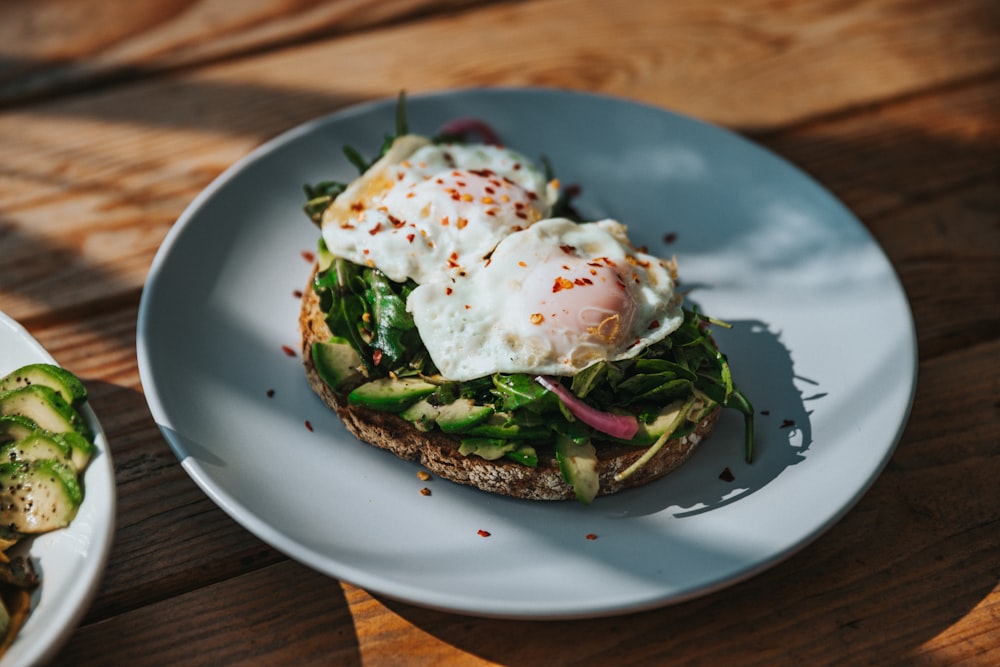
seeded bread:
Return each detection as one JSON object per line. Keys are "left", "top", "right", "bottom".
{"left": 299, "top": 268, "right": 720, "bottom": 500}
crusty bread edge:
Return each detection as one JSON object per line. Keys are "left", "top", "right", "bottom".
{"left": 299, "top": 266, "right": 720, "bottom": 501}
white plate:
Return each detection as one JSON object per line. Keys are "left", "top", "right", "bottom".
{"left": 136, "top": 88, "right": 916, "bottom": 619}
{"left": 0, "top": 312, "right": 115, "bottom": 665}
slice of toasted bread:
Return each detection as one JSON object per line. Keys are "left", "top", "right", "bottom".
{"left": 299, "top": 267, "right": 720, "bottom": 500}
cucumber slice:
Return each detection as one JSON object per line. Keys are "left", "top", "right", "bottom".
{"left": 0, "top": 364, "right": 87, "bottom": 405}
{"left": 0, "top": 385, "right": 91, "bottom": 441}
{"left": 348, "top": 377, "right": 436, "bottom": 413}
{"left": 0, "top": 433, "right": 74, "bottom": 470}
{"left": 555, "top": 435, "right": 599, "bottom": 504}
{"left": 0, "top": 460, "right": 83, "bottom": 533}
{"left": 56, "top": 431, "right": 96, "bottom": 472}
{"left": 0, "top": 415, "right": 38, "bottom": 444}
{"left": 0, "top": 416, "right": 94, "bottom": 472}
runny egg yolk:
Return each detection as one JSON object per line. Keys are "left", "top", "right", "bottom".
{"left": 518, "top": 254, "right": 637, "bottom": 351}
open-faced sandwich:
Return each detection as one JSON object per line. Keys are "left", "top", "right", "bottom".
{"left": 299, "top": 96, "right": 753, "bottom": 503}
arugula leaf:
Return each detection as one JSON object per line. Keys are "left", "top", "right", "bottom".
{"left": 491, "top": 374, "right": 552, "bottom": 411}
{"left": 365, "top": 270, "right": 415, "bottom": 368}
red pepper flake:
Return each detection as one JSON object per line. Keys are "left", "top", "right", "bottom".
{"left": 372, "top": 349, "right": 383, "bottom": 366}
{"left": 388, "top": 214, "right": 405, "bottom": 228}
{"left": 305, "top": 420, "right": 314, "bottom": 432}
{"left": 406, "top": 233, "right": 415, "bottom": 243}
{"left": 266, "top": 389, "right": 275, "bottom": 398}
{"left": 292, "top": 289, "right": 303, "bottom": 298}
{"left": 477, "top": 529, "right": 491, "bottom": 538}
{"left": 301, "top": 250, "right": 316, "bottom": 263}
{"left": 573, "top": 277, "right": 593, "bottom": 286}
{"left": 513, "top": 163, "right": 522, "bottom": 170}
{"left": 368, "top": 222, "right": 383, "bottom": 236}
{"left": 552, "top": 277, "right": 574, "bottom": 293}
{"left": 457, "top": 217, "right": 469, "bottom": 229}
{"left": 663, "top": 232, "right": 678, "bottom": 245}
{"left": 445, "top": 287, "right": 453, "bottom": 295}
{"left": 585, "top": 533, "right": 598, "bottom": 541}
{"left": 648, "top": 319, "right": 660, "bottom": 330}
{"left": 350, "top": 201, "right": 364, "bottom": 212}
{"left": 281, "top": 345, "right": 296, "bottom": 357}
{"left": 560, "top": 244, "right": 576, "bottom": 255}
{"left": 780, "top": 419, "right": 796, "bottom": 429}
{"left": 719, "top": 467, "right": 735, "bottom": 482}
{"left": 420, "top": 487, "right": 432, "bottom": 496}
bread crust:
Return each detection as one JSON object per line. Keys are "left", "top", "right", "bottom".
{"left": 299, "top": 266, "right": 720, "bottom": 500}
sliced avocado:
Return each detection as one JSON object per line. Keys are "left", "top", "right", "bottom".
{"left": 0, "top": 364, "right": 87, "bottom": 405}
{"left": 312, "top": 338, "right": 363, "bottom": 393}
{"left": 505, "top": 444, "right": 538, "bottom": 467}
{"left": 629, "top": 401, "right": 687, "bottom": 446}
{"left": 0, "top": 433, "right": 74, "bottom": 470}
{"left": 555, "top": 435, "right": 599, "bottom": 504}
{"left": 435, "top": 399, "right": 493, "bottom": 433}
{"left": 459, "top": 437, "right": 517, "bottom": 461}
{"left": 464, "top": 412, "right": 550, "bottom": 440}
{"left": 399, "top": 398, "right": 439, "bottom": 431}
{"left": 0, "top": 385, "right": 91, "bottom": 441}
{"left": 348, "top": 377, "right": 437, "bottom": 413}
{"left": 0, "top": 459, "right": 83, "bottom": 533}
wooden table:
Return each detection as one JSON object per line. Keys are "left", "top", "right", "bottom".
{"left": 1, "top": 1, "right": 997, "bottom": 664}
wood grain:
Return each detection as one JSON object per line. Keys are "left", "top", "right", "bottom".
{"left": 0, "top": 0, "right": 480, "bottom": 104}
{"left": 0, "top": 0, "right": 996, "bottom": 665}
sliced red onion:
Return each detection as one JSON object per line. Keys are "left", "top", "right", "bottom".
{"left": 535, "top": 376, "right": 639, "bottom": 440}
{"left": 438, "top": 117, "right": 502, "bottom": 145}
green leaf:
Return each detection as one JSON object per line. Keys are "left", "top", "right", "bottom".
{"left": 491, "top": 374, "right": 551, "bottom": 411}
{"left": 365, "top": 271, "right": 415, "bottom": 368}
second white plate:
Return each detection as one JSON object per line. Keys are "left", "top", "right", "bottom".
{"left": 0, "top": 312, "right": 116, "bottom": 665}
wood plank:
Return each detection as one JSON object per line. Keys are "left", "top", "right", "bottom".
{"left": 0, "top": 0, "right": 480, "bottom": 104}
{"left": 54, "top": 560, "right": 364, "bottom": 666}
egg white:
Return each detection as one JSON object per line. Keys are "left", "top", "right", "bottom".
{"left": 320, "top": 135, "right": 558, "bottom": 284}
{"left": 407, "top": 218, "right": 684, "bottom": 380}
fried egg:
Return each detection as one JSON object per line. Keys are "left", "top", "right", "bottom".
{"left": 320, "top": 135, "right": 558, "bottom": 284}
{"left": 407, "top": 218, "right": 684, "bottom": 380}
